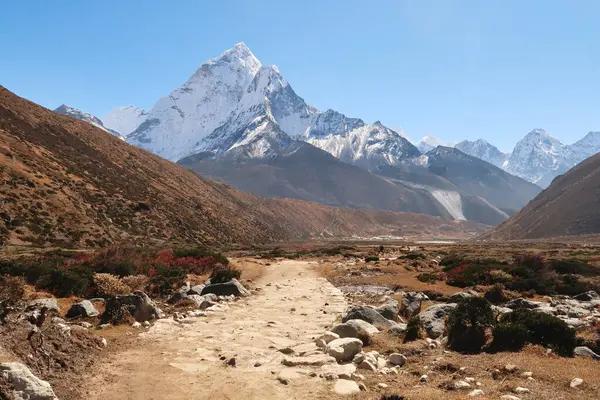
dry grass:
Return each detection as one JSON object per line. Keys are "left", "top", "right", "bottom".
{"left": 230, "top": 258, "right": 267, "bottom": 283}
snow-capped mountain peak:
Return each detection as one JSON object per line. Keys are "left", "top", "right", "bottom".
{"left": 54, "top": 104, "right": 124, "bottom": 139}
{"left": 417, "top": 135, "right": 455, "bottom": 153}
{"left": 454, "top": 139, "right": 509, "bottom": 168}
{"left": 102, "top": 105, "right": 147, "bottom": 137}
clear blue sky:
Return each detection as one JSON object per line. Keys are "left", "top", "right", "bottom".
{"left": 2, "top": 0, "right": 600, "bottom": 151}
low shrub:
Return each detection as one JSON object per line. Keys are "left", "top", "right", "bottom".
{"left": 37, "top": 267, "right": 93, "bottom": 298}
{"left": 365, "top": 256, "right": 380, "bottom": 263}
{"left": 489, "top": 323, "right": 531, "bottom": 352}
{"left": 0, "top": 275, "right": 25, "bottom": 323}
{"left": 448, "top": 297, "right": 494, "bottom": 353}
{"left": 210, "top": 268, "right": 242, "bottom": 284}
{"left": 401, "top": 252, "right": 425, "bottom": 260}
{"left": 173, "top": 246, "right": 229, "bottom": 266}
{"left": 484, "top": 284, "right": 513, "bottom": 304}
{"left": 121, "top": 274, "right": 150, "bottom": 292}
{"left": 404, "top": 316, "right": 423, "bottom": 342}
{"left": 149, "top": 266, "right": 186, "bottom": 296}
{"left": 500, "top": 309, "right": 577, "bottom": 356}
{"left": 417, "top": 272, "right": 440, "bottom": 283}
{"left": 93, "top": 273, "right": 130, "bottom": 297}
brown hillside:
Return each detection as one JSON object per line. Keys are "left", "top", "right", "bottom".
{"left": 0, "top": 87, "right": 486, "bottom": 247}
{"left": 481, "top": 151, "right": 600, "bottom": 240}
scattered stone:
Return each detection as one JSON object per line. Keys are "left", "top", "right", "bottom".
{"left": 201, "top": 278, "right": 249, "bottom": 297}
{"left": 277, "top": 369, "right": 302, "bottom": 385}
{"left": 449, "top": 292, "right": 476, "bottom": 301}
{"left": 520, "top": 371, "right": 533, "bottom": 378}
{"left": 226, "top": 357, "right": 236, "bottom": 367}
{"left": 464, "top": 377, "right": 475, "bottom": 383}
{"left": 468, "top": 389, "right": 485, "bottom": 397}
{"left": 66, "top": 300, "right": 99, "bottom": 319}
{"left": 574, "top": 290, "right": 599, "bottom": 301}
{"left": 342, "top": 306, "right": 395, "bottom": 327}
{"left": 282, "top": 354, "right": 336, "bottom": 367}
{"left": 376, "top": 300, "right": 401, "bottom": 322}
{"left": 387, "top": 324, "right": 408, "bottom": 336}
{"left": 358, "top": 360, "right": 377, "bottom": 371}
{"left": 187, "top": 284, "right": 205, "bottom": 295}
{"left": 418, "top": 303, "right": 457, "bottom": 338}
{"left": 358, "top": 382, "right": 367, "bottom": 391}
{"left": 377, "top": 383, "right": 389, "bottom": 389}
{"left": 514, "top": 387, "right": 530, "bottom": 394}
{"left": 505, "top": 298, "right": 542, "bottom": 310}
{"left": 315, "top": 339, "right": 327, "bottom": 349}
{"left": 570, "top": 378, "right": 583, "bottom": 388}
{"left": 400, "top": 292, "right": 425, "bottom": 318}
{"left": 317, "top": 331, "right": 340, "bottom": 344}
{"left": 331, "top": 320, "right": 377, "bottom": 341}
{"left": 27, "top": 298, "right": 60, "bottom": 313}
{"left": 326, "top": 338, "right": 363, "bottom": 363}
{"left": 78, "top": 321, "right": 93, "bottom": 329}
{"left": 320, "top": 363, "right": 356, "bottom": 380}
{"left": 500, "top": 396, "right": 520, "bottom": 400}
{"left": 389, "top": 353, "right": 407, "bottom": 366}
{"left": 334, "top": 379, "right": 361, "bottom": 395}
{"left": 131, "top": 321, "right": 141, "bottom": 328}
{"left": 573, "top": 346, "right": 600, "bottom": 360}
{"left": 0, "top": 362, "right": 58, "bottom": 400}
{"left": 504, "top": 364, "right": 518, "bottom": 373}
{"left": 453, "top": 380, "right": 471, "bottom": 390}
{"left": 142, "top": 321, "right": 150, "bottom": 328}
{"left": 420, "top": 374, "right": 428, "bottom": 382}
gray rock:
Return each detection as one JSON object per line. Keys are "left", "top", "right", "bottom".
{"left": 505, "top": 298, "right": 542, "bottom": 310}
{"left": 26, "top": 298, "right": 59, "bottom": 313}
{"left": 358, "top": 360, "right": 377, "bottom": 371}
{"left": 389, "top": 353, "right": 407, "bottom": 366}
{"left": 376, "top": 300, "right": 400, "bottom": 322}
{"left": 387, "top": 324, "right": 408, "bottom": 336}
{"left": 0, "top": 362, "right": 58, "bottom": 400}
{"left": 573, "top": 291, "right": 599, "bottom": 302}
{"left": 573, "top": 346, "right": 600, "bottom": 360}
{"left": 331, "top": 319, "right": 378, "bottom": 341}
{"left": 326, "top": 338, "right": 363, "bottom": 363}
{"left": 419, "top": 303, "right": 457, "bottom": 338}
{"left": 201, "top": 278, "right": 249, "bottom": 297}
{"left": 100, "top": 291, "right": 160, "bottom": 324}
{"left": 281, "top": 354, "right": 336, "bottom": 367}
{"left": 492, "top": 305, "right": 514, "bottom": 315}
{"left": 166, "top": 291, "right": 189, "bottom": 304}
{"left": 66, "top": 300, "right": 99, "bottom": 319}
{"left": 449, "top": 292, "right": 476, "bottom": 301}
{"left": 400, "top": 292, "right": 424, "bottom": 318}
{"left": 342, "top": 306, "right": 395, "bottom": 327}
{"left": 316, "top": 331, "right": 340, "bottom": 344}
{"left": 334, "top": 379, "right": 361, "bottom": 395}
{"left": 320, "top": 363, "right": 356, "bottom": 379}
{"left": 187, "top": 294, "right": 217, "bottom": 310}
{"left": 187, "top": 284, "right": 205, "bottom": 295}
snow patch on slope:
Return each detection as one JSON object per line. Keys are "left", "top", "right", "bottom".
{"left": 430, "top": 190, "right": 466, "bottom": 221}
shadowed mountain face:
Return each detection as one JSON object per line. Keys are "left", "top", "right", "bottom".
{"left": 0, "top": 86, "right": 487, "bottom": 247}
{"left": 482, "top": 151, "right": 600, "bottom": 240}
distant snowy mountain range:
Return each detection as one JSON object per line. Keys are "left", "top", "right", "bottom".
{"left": 54, "top": 43, "right": 598, "bottom": 225}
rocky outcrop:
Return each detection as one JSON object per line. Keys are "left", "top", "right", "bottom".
{"left": 342, "top": 306, "right": 395, "bottom": 327}
{"left": 100, "top": 291, "right": 161, "bottom": 324}
{"left": 419, "top": 303, "right": 457, "bottom": 338}
{"left": 325, "top": 338, "right": 363, "bottom": 363}
{"left": 66, "top": 300, "right": 99, "bottom": 319}
{"left": 201, "top": 279, "right": 249, "bottom": 297}
{"left": 0, "top": 362, "right": 58, "bottom": 400}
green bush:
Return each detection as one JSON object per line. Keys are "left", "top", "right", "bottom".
{"left": 210, "top": 268, "right": 242, "bottom": 284}
{"left": 401, "top": 252, "right": 425, "bottom": 260}
{"left": 149, "top": 266, "right": 187, "bottom": 296}
{"left": 448, "top": 297, "right": 494, "bottom": 353}
{"left": 403, "top": 316, "right": 423, "bottom": 342}
{"left": 489, "top": 323, "right": 531, "bottom": 352}
{"left": 365, "top": 256, "right": 380, "bottom": 263}
{"left": 174, "top": 247, "right": 229, "bottom": 265}
{"left": 501, "top": 309, "right": 577, "bottom": 356}
{"left": 37, "top": 267, "right": 94, "bottom": 297}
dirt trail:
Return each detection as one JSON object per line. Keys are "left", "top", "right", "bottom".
{"left": 83, "top": 261, "right": 347, "bottom": 400}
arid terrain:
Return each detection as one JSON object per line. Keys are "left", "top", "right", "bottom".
{"left": 2, "top": 242, "right": 599, "bottom": 400}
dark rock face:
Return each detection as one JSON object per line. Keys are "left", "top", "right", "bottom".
{"left": 574, "top": 291, "right": 599, "bottom": 302}
{"left": 100, "top": 291, "right": 160, "bottom": 324}
{"left": 201, "top": 279, "right": 249, "bottom": 297}
{"left": 66, "top": 300, "right": 99, "bottom": 319}
{"left": 342, "top": 306, "right": 395, "bottom": 327}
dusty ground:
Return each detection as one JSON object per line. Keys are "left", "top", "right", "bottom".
{"left": 81, "top": 260, "right": 348, "bottom": 400}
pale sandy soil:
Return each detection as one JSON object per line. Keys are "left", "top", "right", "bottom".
{"left": 81, "top": 260, "right": 348, "bottom": 400}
